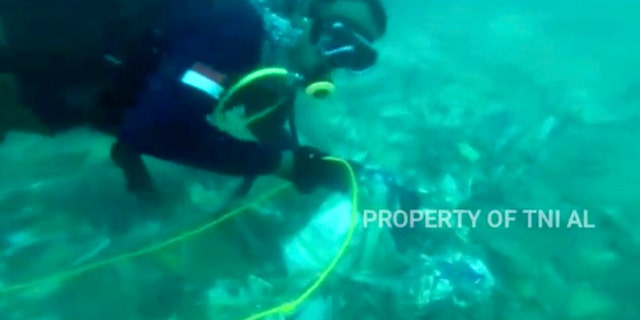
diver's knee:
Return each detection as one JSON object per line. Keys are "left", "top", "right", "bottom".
{"left": 110, "top": 141, "right": 156, "bottom": 194}
{"left": 110, "top": 140, "right": 126, "bottom": 166}
{"left": 110, "top": 140, "right": 140, "bottom": 167}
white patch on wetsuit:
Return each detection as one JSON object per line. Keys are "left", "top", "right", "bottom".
{"left": 180, "top": 69, "right": 225, "bottom": 99}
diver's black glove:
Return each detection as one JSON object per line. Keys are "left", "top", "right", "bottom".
{"left": 291, "top": 146, "right": 352, "bottom": 194}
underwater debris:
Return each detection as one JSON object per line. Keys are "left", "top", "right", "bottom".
{"left": 283, "top": 194, "right": 355, "bottom": 275}
{"left": 458, "top": 142, "right": 481, "bottom": 162}
{"left": 292, "top": 296, "right": 334, "bottom": 320}
{"left": 205, "top": 275, "right": 286, "bottom": 319}
{"left": 384, "top": 251, "right": 496, "bottom": 318}
{"left": 71, "top": 237, "right": 110, "bottom": 267}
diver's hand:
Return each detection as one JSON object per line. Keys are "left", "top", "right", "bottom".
{"left": 291, "top": 146, "right": 351, "bottom": 194}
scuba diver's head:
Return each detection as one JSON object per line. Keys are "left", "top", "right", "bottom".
{"left": 288, "top": 0, "right": 387, "bottom": 98}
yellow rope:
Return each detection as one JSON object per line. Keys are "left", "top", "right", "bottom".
{"left": 0, "top": 184, "right": 289, "bottom": 295}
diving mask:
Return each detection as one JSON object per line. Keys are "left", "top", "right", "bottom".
{"left": 314, "top": 20, "right": 378, "bottom": 73}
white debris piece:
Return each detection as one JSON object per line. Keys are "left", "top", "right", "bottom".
{"left": 283, "top": 194, "right": 355, "bottom": 275}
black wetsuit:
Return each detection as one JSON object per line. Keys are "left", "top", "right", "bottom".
{"left": 115, "top": 0, "right": 289, "bottom": 178}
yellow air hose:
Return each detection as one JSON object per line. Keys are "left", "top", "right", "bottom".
{"left": 211, "top": 67, "right": 292, "bottom": 125}
{"left": 0, "top": 67, "right": 360, "bottom": 320}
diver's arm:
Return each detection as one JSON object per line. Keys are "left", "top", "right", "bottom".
{"left": 118, "top": 101, "right": 290, "bottom": 178}
{"left": 191, "top": 123, "right": 296, "bottom": 180}
{"left": 112, "top": 125, "right": 295, "bottom": 200}
{"left": 116, "top": 89, "right": 345, "bottom": 195}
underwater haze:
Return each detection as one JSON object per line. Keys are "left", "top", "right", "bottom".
{"left": 1, "top": 0, "right": 639, "bottom": 319}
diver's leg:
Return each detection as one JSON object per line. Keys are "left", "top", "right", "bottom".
{"left": 110, "top": 140, "right": 158, "bottom": 199}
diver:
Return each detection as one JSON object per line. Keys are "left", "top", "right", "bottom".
{"left": 99, "top": 0, "right": 390, "bottom": 200}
